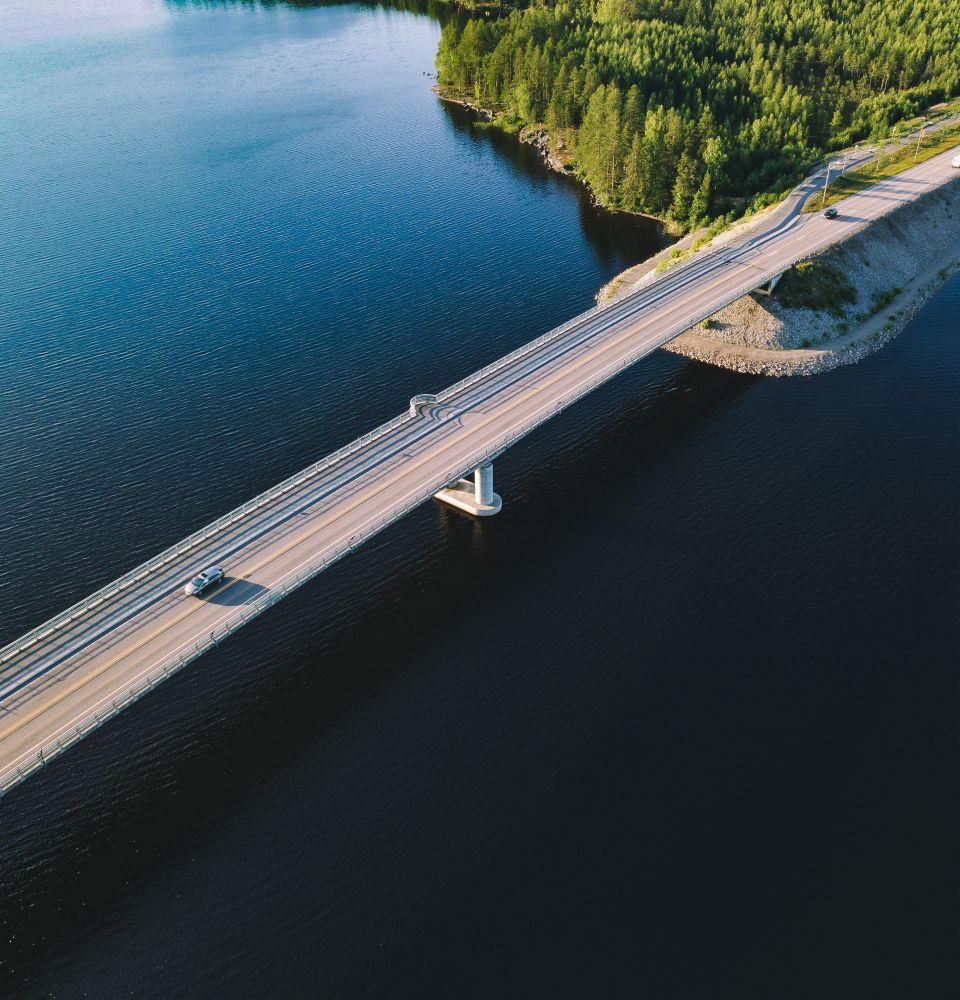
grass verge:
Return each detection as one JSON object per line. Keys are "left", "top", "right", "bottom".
{"left": 805, "top": 122, "right": 960, "bottom": 213}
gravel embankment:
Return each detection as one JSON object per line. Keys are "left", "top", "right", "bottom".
{"left": 604, "top": 174, "right": 960, "bottom": 376}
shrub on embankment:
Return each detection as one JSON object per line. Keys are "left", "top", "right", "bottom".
{"left": 774, "top": 260, "right": 859, "bottom": 317}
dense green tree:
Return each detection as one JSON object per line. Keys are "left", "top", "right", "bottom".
{"left": 689, "top": 170, "right": 712, "bottom": 227}
{"left": 436, "top": 0, "right": 959, "bottom": 228}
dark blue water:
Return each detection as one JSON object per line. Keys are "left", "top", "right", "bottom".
{"left": 1, "top": 2, "right": 958, "bottom": 997}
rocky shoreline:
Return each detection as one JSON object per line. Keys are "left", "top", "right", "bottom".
{"left": 435, "top": 88, "right": 576, "bottom": 174}
{"left": 601, "top": 172, "right": 960, "bottom": 376}
{"left": 516, "top": 125, "right": 573, "bottom": 177}
{"left": 434, "top": 87, "right": 664, "bottom": 218}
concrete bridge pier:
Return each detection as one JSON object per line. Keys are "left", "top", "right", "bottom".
{"left": 754, "top": 271, "right": 784, "bottom": 296}
{"left": 434, "top": 463, "right": 502, "bottom": 517}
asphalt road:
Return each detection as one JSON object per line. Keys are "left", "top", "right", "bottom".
{"left": 1, "top": 145, "right": 958, "bottom": 793}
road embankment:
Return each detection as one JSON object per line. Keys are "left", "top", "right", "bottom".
{"left": 599, "top": 171, "right": 960, "bottom": 376}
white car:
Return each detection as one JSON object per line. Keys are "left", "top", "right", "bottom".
{"left": 184, "top": 566, "right": 225, "bottom": 596}
{"left": 952, "top": 154, "right": 960, "bottom": 168}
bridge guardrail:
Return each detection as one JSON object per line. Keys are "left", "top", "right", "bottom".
{"left": 0, "top": 300, "right": 613, "bottom": 669}
{"left": 0, "top": 215, "right": 878, "bottom": 797}
{"left": 0, "top": 180, "right": 881, "bottom": 680}
{"left": 2, "top": 120, "right": 916, "bottom": 682}
{"left": 6, "top": 135, "right": 956, "bottom": 796}
{"left": 9, "top": 122, "right": 954, "bottom": 673}
{"left": 0, "top": 405, "right": 423, "bottom": 667}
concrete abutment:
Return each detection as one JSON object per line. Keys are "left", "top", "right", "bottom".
{"left": 434, "top": 463, "right": 502, "bottom": 517}
{"left": 753, "top": 272, "right": 784, "bottom": 296}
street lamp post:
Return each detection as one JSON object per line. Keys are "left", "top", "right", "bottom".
{"left": 820, "top": 161, "right": 832, "bottom": 208}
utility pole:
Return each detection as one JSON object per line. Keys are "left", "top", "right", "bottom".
{"left": 914, "top": 123, "right": 927, "bottom": 161}
{"left": 885, "top": 125, "right": 898, "bottom": 166}
{"left": 820, "top": 161, "right": 832, "bottom": 208}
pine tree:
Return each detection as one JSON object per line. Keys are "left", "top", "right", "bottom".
{"left": 689, "top": 171, "right": 712, "bottom": 227}
{"left": 671, "top": 151, "right": 699, "bottom": 222}
{"left": 434, "top": 0, "right": 959, "bottom": 230}
{"left": 622, "top": 133, "right": 643, "bottom": 211}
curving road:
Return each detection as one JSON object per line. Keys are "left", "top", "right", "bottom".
{"left": 1, "top": 144, "right": 958, "bottom": 794}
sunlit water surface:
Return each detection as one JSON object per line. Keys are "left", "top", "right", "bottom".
{"left": 0, "top": 2, "right": 958, "bottom": 997}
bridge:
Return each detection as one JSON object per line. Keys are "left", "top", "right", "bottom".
{"left": 1, "top": 144, "right": 957, "bottom": 796}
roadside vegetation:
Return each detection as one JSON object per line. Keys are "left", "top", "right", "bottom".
{"left": 437, "top": 0, "right": 959, "bottom": 230}
{"left": 808, "top": 118, "right": 960, "bottom": 212}
{"left": 774, "top": 260, "right": 858, "bottom": 317}
{"left": 857, "top": 286, "right": 902, "bottom": 321}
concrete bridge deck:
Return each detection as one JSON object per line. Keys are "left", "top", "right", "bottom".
{"left": 1, "top": 145, "right": 957, "bottom": 795}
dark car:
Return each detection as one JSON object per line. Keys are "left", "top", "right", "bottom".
{"left": 823, "top": 206, "right": 839, "bottom": 219}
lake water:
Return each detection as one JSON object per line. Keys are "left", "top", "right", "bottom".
{"left": 1, "top": 2, "right": 958, "bottom": 997}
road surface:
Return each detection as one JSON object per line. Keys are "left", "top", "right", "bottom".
{"left": 1, "top": 145, "right": 958, "bottom": 794}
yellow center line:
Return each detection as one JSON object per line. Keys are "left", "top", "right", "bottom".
{"left": 0, "top": 258, "right": 748, "bottom": 749}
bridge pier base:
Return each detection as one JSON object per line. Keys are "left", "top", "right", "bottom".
{"left": 434, "top": 463, "right": 502, "bottom": 517}
{"left": 754, "top": 272, "right": 784, "bottom": 296}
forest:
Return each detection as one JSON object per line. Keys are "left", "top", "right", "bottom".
{"left": 436, "top": 0, "right": 960, "bottom": 228}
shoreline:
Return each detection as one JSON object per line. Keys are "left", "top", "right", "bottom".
{"left": 435, "top": 86, "right": 960, "bottom": 378}
{"left": 434, "top": 87, "right": 671, "bottom": 228}
{"left": 662, "top": 249, "right": 960, "bottom": 376}
{"left": 603, "top": 171, "right": 960, "bottom": 376}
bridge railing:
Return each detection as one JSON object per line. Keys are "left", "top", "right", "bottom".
{"left": 0, "top": 304, "right": 616, "bottom": 669}
{"left": 0, "top": 404, "right": 420, "bottom": 667}
{"left": 5, "top": 129, "right": 912, "bottom": 680}
{"left": 433, "top": 304, "right": 603, "bottom": 407}
{"left": 0, "top": 215, "right": 880, "bottom": 796}
{"left": 0, "top": 177, "right": 884, "bottom": 677}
